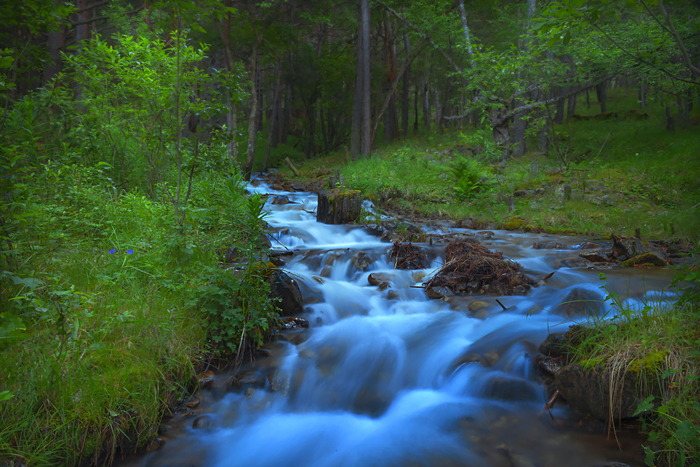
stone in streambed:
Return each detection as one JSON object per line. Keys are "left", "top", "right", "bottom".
{"left": 268, "top": 270, "right": 304, "bottom": 317}
{"left": 553, "top": 288, "right": 603, "bottom": 318}
{"left": 197, "top": 370, "right": 215, "bottom": 389}
{"left": 368, "top": 272, "right": 394, "bottom": 286}
{"left": 621, "top": 252, "right": 667, "bottom": 267}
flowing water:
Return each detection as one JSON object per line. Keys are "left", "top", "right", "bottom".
{"left": 125, "top": 178, "right": 676, "bottom": 467}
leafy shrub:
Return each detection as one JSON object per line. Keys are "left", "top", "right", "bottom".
{"left": 451, "top": 157, "right": 487, "bottom": 201}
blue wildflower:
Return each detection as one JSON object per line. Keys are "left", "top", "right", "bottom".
{"left": 126, "top": 249, "right": 134, "bottom": 255}
{"left": 109, "top": 249, "right": 117, "bottom": 254}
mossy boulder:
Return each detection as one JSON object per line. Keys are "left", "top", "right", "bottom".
{"left": 621, "top": 252, "right": 667, "bottom": 267}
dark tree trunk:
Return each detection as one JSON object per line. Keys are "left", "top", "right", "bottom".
{"left": 512, "top": 98, "right": 527, "bottom": 157}
{"left": 43, "top": 24, "right": 63, "bottom": 86}
{"left": 413, "top": 80, "right": 419, "bottom": 134}
{"left": 666, "top": 102, "right": 675, "bottom": 131}
{"left": 244, "top": 38, "right": 260, "bottom": 180}
{"left": 566, "top": 86, "right": 577, "bottom": 120}
{"left": 360, "top": 0, "right": 371, "bottom": 156}
{"left": 596, "top": 80, "right": 607, "bottom": 113}
{"left": 434, "top": 87, "right": 441, "bottom": 131}
{"left": 401, "top": 33, "right": 410, "bottom": 139}
{"left": 280, "top": 84, "right": 291, "bottom": 145}
{"left": 423, "top": 83, "right": 430, "bottom": 132}
{"left": 351, "top": 0, "right": 371, "bottom": 158}
{"left": 256, "top": 50, "right": 263, "bottom": 130}
{"left": 639, "top": 81, "right": 647, "bottom": 108}
{"left": 554, "top": 86, "right": 565, "bottom": 124}
{"left": 263, "top": 61, "right": 281, "bottom": 171}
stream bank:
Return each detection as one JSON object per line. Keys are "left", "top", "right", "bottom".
{"left": 117, "top": 173, "right": 696, "bottom": 467}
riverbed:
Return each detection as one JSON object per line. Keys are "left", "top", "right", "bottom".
{"left": 123, "top": 177, "right": 675, "bottom": 467}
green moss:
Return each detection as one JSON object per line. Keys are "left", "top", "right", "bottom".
{"left": 580, "top": 357, "right": 604, "bottom": 370}
{"left": 621, "top": 252, "right": 667, "bottom": 267}
{"left": 629, "top": 350, "right": 670, "bottom": 373}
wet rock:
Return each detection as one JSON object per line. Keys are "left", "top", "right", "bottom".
{"left": 621, "top": 252, "right": 667, "bottom": 267}
{"left": 197, "top": 370, "right": 215, "bottom": 389}
{"left": 483, "top": 376, "right": 539, "bottom": 402}
{"left": 555, "top": 364, "right": 651, "bottom": 420}
{"left": 412, "top": 271, "right": 427, "bottom": 283}
{"left": 280, "top": 316, "right": 309, "bottom": 330}
{"left": 267, "top": 369, "right": 290, "bottom": 396}
{"left": 279, "top": 329, "right": 310, "bottom": 345}
{"left": 468, "top": 301, "right": 488, "bottom": 312}
{"left": 232, "top": 369, "right": 267, "bottom": 389}
{"left": 320, "top": 266, "right": 332, "bottom": 278}
{"left": 449, "top": 352, "right": 489, "bottom": 373}
{"left": 192, "top": 415, "right": 213, "bottom": 430}
{"left": 553, "top": 288, "right": 604, "bottom": 318}
{"left": 387, "top": 290, "right": 400, "bottom": 300}
{"left": 377, "top": 282, "right": 390, "bottom": 291}
{"left": 532, "top": 241, "right": 565, "bottom": 250}
{"left": 351, "top": 251, "right": 375, "bottom": 270}
{"left": 426, "top": 286, "right": 453, "bottom": 299}
{"left": 184, "top": 396, "right": 200, "bottom": 409}
{"left": 291, "top": 183, "right": 304, "bottom": 191}
{"left": 272, "top": 195, "right": 290, "bottom": 205}
{"left": 268, "top": 270, "right": 304, "bottom": 317}
{"left": 536, "top": 355, "right": 563, "bottom": 376}
{"left": 577, "top": 242, "right": 601, "bottom": 249}
{"left": 312, "top": 276, "right": 324, "bottom": 284}
{"left": 244, "top": 387, "right": 256, "bottom": 399}
{"left": 579, "top": 251, "right": 609, "bottom": 263}
{"left": 368, "top": 272, "right": 394, "bottom": 286}
{"left": 557, "top": 256, "right": 588, "bottom": 268}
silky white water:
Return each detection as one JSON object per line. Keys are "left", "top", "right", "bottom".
{"left": 126, "top": 177, "right": 674, "bottom": 467}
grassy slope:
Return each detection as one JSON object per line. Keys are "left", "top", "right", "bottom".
{"left": 276, "top": 87, "right": 700, "bottom": 243}
{"left": 0, "top": 167, "right": 273, "bottom": 466}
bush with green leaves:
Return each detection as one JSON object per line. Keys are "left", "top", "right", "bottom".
{"left": 451, "top": 157, "right": 487, "bottom": 201}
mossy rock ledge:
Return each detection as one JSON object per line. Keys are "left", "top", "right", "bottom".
{"left": 317, "top": 189, "right": 362, "bottom": 225}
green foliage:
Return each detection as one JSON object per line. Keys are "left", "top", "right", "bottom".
{"left": 450, "top": 157, "right": 487, "bottom": 201}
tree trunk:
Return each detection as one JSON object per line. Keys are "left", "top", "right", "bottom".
{"left": 423, "top": 83, "right": 430, "bottom": 131}
{"left": 414, "top": 78, "right": 419, "bottom": 134}
{"left": 639, "top": 81, "right": 646, "bottom": 108}
{"left": 280, "top": 84, "right": 291, "bottom": 145}
{"left": 360, "top": 0, "right": 371, "bottom": 156}
{"left": 596, "top": 80, "right": 607, "bottom": 113}
{"left": 256, "top": 51, "right": 263, "bottom": 131}
{"left": 434, "top": 87, "right": 441, "bottom": 131}
{"left": 351, "top": 0, "right": 371, "bottom": 159}
{"left": 263, "top": 61, "right": 281, "bottom": 171}
{"left": 554, "top": 85, "right": 565, "bottom": 124}
{"left": 401, "top": 33, "right": 410, "bottom": 139}
{"left": 458, "top": 0, "right": 475, "bottom": 68}
{"left": 74, "top": 0, "right": 89, "bottom": 103}
{"left": 666, "top": 102, "right": 675, "bottom": 131}
{"left": 566, "top": 86, "right": 577, "bottom": 120}
{"left": 244, "top": 38, "right": 260, "bottom": 180}
{"left": 43, "top": 18, "right": 63, "bottom": 86}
